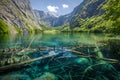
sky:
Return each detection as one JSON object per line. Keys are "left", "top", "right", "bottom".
{"left": 30, "top": 0, "right": 83, "bottom": 16}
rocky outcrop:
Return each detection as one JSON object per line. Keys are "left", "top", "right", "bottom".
{"left": 0, "top": 0, "right": 41, "bottom": 34}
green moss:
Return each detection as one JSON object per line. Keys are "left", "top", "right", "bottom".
{"left": 0, "top": 19, "right": 10, "bottom": 34}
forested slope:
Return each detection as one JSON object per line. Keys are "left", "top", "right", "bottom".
{"left": 61, "top": 0, "right": 120, "bottom": 34}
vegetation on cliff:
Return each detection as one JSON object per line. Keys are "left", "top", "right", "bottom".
{"left": 0, "top": 19, "right": 9, "bottom": 34}
{"left": 0, "top": 0, "right": 42, "bottom": 34}
{"left": 60, "top": 0, "right": 120, "bottom": 34}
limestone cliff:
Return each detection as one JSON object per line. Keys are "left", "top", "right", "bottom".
{"left": 0, "top": 0, "right": 42, "bottom": 34}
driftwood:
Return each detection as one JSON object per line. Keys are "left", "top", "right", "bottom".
{"left": 0, "top": 45, "right": 97, "bottom": 53}
{"left": 0, "top": 48, "right": 37, "bottom": 54}
{"left": 70, "top": 50, "right": 120, "bottom": 63}
{"left": 0, "top": 54, "right": 57, "bottom": 71}
{"left": 0, "top": 46, "right": 119, "bottom": 71}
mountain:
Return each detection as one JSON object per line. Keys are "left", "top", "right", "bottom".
{"left": 0, "top": 0, "right": 42, "bottom": 34}
{"left": 34, "top": 0, "right": 87, "bottom": 27}
{"left": 58, "top": 0, "right": 108, "bottom": 32}
{"left": 53, "top": 0, "right": 89, "bottom": 27}
{"left": 70, "top": 0, "right": 106, "bottom": 29}
{"left": 70, "top": 0, "right": 120, "bottom": 34}
{"left": 36, "top": 0, "right": 105, "bottom": 27}
{"left": 33, "top": 0, "right": 88, "bottom": 27}
{"left": 33, "top": 10, "right": 58, "bottom": 26}
{"left": 33, "top": 0, "right": 89, "bottom": 27}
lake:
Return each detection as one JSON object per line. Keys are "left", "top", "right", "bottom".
{"left": 0, "top": 32, "right": 120, "bottom": 80}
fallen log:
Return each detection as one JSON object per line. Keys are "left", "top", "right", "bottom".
{"left": 71, "top": 50, "right": 120, "bottom": 63}
{"left": 0, "top": 48, "right": 37, "bottom": 57}
{"left": 0, "top": 53, "right": 57, "bottom": 71}
{"left": 0, "top": 45, "right": 97, "bottom": 54}
{"left": 71, "top": 50, "right": 85, "bottom": 55}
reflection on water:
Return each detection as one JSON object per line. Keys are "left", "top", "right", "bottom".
{"left": 0, "top": 33, "right": 118, "bottom": 49}
{"left": 0, "top": 33, "right": 120, "bottom": 80}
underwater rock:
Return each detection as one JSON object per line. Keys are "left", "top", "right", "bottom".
{"left": 34, "top": 72, "right": 56, "bottom": 80}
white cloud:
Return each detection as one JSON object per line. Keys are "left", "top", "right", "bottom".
{"left": 47, "top": 5, "right": 59, "bottom": 13}
{"left": 62, "top": 4, "right": 69, "bottom": 9}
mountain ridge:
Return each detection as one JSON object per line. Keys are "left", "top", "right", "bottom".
{"left": 33, "top": 0, "right": 103, "bottom": 27}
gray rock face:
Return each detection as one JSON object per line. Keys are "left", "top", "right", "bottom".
{"left": 33, "top": 9, "right": 73, "bottom": 27}
{"left": 34, "top": 10, "right": 57, "bottom": 26}
{"left": 0, "top": 0, "right": 41, "bottom": 34}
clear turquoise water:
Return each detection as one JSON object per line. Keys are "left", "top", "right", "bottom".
{"left": 0, "top": 33, "right": 118, "bottom": 49}
{"left": 0, "top": 33, "right": 120, "bottom": 80}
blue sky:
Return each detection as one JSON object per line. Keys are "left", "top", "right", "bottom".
{"left": 30, "top": 0, "right": 83, "bottom": 16}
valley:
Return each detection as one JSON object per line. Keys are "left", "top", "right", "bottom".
{"left": 0, "top": 0, "right": 120, "bottom": 80}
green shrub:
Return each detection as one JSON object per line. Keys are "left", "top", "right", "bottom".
{"left": 0, "top": 19, "right": 9, "bottom": 34}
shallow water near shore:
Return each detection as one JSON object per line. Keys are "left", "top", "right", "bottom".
{"left": 0, "top": 32, "right": 120, "bottom": 80}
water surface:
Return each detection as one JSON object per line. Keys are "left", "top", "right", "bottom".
{"left": 0, "top": 33, "right": 120, "bottom": 80}
{"left": 0, "top": 33, "right": 118, "bottom": 49}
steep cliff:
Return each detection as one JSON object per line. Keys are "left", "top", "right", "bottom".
{"left": 0, "top": 0, "right": 41, "bottom": 34}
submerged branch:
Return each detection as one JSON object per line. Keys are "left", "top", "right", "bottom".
{"left": 0, "top": 54, "right": 57, "bottom": 71}
{"left": 71, "top": 50, "right": 120, "bottom": 63}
